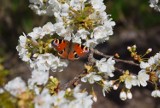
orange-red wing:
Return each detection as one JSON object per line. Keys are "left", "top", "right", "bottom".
{"left": 68, "top": 43, "right": 89, "bottom": 60}
{"left": 51, "top": 39, "right": 69, "bottom": 59}
{"left": 74, "top": 44, "right": 89, "bottom": 56}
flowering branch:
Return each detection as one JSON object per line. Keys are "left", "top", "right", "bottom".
{"left": 1, "top": 0, "right": 160, "bottom": 108}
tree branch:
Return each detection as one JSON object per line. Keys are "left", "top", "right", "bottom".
{"left": 90, "top": 48, "right": 139, "bottom": 67}
{"left": 60, "top": 70, "right": 87, "bottom": 90}
{"left": 60, "top": 48, "right": 140, "bottom": 90}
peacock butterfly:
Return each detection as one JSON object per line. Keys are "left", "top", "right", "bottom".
{"left": 51, "top": 39, "right": 89, "bottom": 60}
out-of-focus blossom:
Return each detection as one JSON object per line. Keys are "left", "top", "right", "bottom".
{"left": 4, "top": 77, "right": 27, "bottom": 97}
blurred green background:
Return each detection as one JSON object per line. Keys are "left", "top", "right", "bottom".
{"left": 0, "top": 0, "right": 160, "bottom": 108}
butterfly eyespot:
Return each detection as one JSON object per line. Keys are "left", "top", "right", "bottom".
{"left": 74, "top": 53, "right": 79, "bottom": 59}
{"left": 58, "top": 50, "right": 64, "bottom": 54}
{"left": 54, "top": 39, "right": 59, "bottom": 44}
{"left": 59, "top": 40, "right": 63, "bottom": 44}
{"left": 83, "top": 46, "right": 89, "bottom": 52}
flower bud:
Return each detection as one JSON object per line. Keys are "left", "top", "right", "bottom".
{"left": 146, "top": 48, "right": 152, "bottom": 54}
{"left": 67, "top": 88, "right": 71, "bottom": 92}
{"left": 133, "top": 45, "right": 137, "bottom": 51}
{"left": 113, "top": 84, "right": 119, "bottom": 90}
{"left": 127, "top": 91, "right": 132, "bottom": 99}
{"left": 127, "top": 46, "right": 132, "bottom": 51}
{"left": 120, "top": 91, "right": 127, "bottom": 101}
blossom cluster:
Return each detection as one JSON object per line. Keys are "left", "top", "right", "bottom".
{"left": 4, "top": 77, "right": 93, "bottom": 108}
{"left": 80, "top": 57, "right": 151, "bottom": 100}
{"left": 149, "top": 0, "right": 160, "bottom": 12}
{"left": 29, "top": 0, "right": 115, "bottom": 47}
{"left": 140, "top": 52, "right": 160, "bottom": 97}
{"left": 13, "top": 0, "right": 116, "bottom": 107}
{"left": 16, "top": 22, "right": 69, "bottom": 87}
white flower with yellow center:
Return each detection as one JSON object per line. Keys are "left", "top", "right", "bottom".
{"left": 102, "top": 80, "right": 113, "bottom": 96}
{"left": 137, "top": 70, "right": 149, "bottom": 87}
{"left": 124, "top": 75, "right": 137, "bottom": 89}
{"left": 81, "top": 72, "right": 102, "bottom": 84}
{"left": 96, "top": 57, "right": 115, "bottom": 77}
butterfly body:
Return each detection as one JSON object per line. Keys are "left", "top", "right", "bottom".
{"left": 51, "top": 39, "right": 89, "bottom": 60}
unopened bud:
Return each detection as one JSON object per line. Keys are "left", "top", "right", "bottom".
{"left": 146, "top": 48, "right": 152, "bottom": 54}
{"left": 33, "top": 53, "right": 39, "bottom": 58}
{"left": 115, "top": 53, "right": 120, "bottom": 58}
{"left": 91, "top": 89, "right": 97, "bottom": 102}
{"left": 127, "top": 90, "right": 132, "bottom": 99}
{"left": 133, "top": 45, "right": 136, "bottom": 49}
{"left": 120, "top": 91, "right": 127, "bottom": 101}
{"left": 49, "top": 76, "right": 54, "bottom": 79}
{"left": 113, "top": 84, "right": 119, "bottom": 90}
{"left": 127, "top": 46, "right": 132, "bottom": 51}
{"left": 67, "top": 88, "right": 71, "bottom": 92}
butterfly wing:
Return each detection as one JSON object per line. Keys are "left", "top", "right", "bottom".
{"left": 68, "top": 43, "right": 89, "bottom": 60}
{"left": 51, "top": 39, "right": 69, "bottom": 59}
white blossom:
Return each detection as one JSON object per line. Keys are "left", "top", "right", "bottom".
{"left": 140, "top": 52, "right": 160, "bottom": 70}
{"left": 52, "top": 85, "right": 94, "bottom": 108}
{"left": 52, "top": 90, "right": 67, "bottom": 106}
{"left": 70, "top": 0, "right": 86, "bottom": 11}
{"left": 124, "top": 75, "right": 137, "bottom": 89}
{"left": 71, "top": 85, "right": 93, "bottom": 108}
{"left": 30, "top": 53, "right": 68, "bottom": 72}
{"left": 102, "top": 80, "right": 113, "bottom": 96}
{"left": 75, "top": 29, "right": 90, "bottom": 40}
{"left": 28, "top": 70, "right": 49, "bottom": 88}
{"left": 84, "top": 39, "right": 98, "bottom": 48}
{"left": 29, "top": 4, "right": 47, "bottom": 15}
{"left": 29, "top": 0, "right": 43, "bottom": 6}
{"left": 28, "top": 27, "right": 45, "bottom": 40}
{"left": 53, "top": 22, "right": 72, "bottom": 40}
{"left": 81, "top": 72, "right": 102, "bottom": 84}
{"left": 0, "top": 88, "right": 4, "bottom": 94}
{"left": 42, "top": 22, "right": 55, "bottom": 35}
{"left": 68, "top": 93, "right": 93, "bottom": 108}
{"left": 28, "top": 22, "right": 54, "bottom": 40}
{"left": 16, "top": 34, "right": 31, "bottom": 62}
{"left": 137, "top": 70, "right": 149, "bottom": 87}
{"left": 4, "top": 77, "right": 27, "bottom": 97}
{"left": 34, "top": 88, "right": 54, "bottom": 108}
{"left": 151, "top": 90, "right": 160, "bottom": 97}
{"left": 96, "top": 57, "right": 115, "bottom": 77}
{"left": 90, "top": 0, "right": 106, "bottom": 11}
{"left": 29, "top": 0, "right": 61, "bottom": 15}
{"left": 149, "top": 0, "right": 160, "bottom": 12}
{"left": 140, "top": 61, "right": 150, "bottom": 69}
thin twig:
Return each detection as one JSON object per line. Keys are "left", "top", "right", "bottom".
{"left": 60, "top": 70, "right": 87, "bottom": 90}
{"left": 90, "top": 48, "right": 139, "bottom": 67}
{"left": 115, "top": 67, "right": 124, "bottom": 73}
